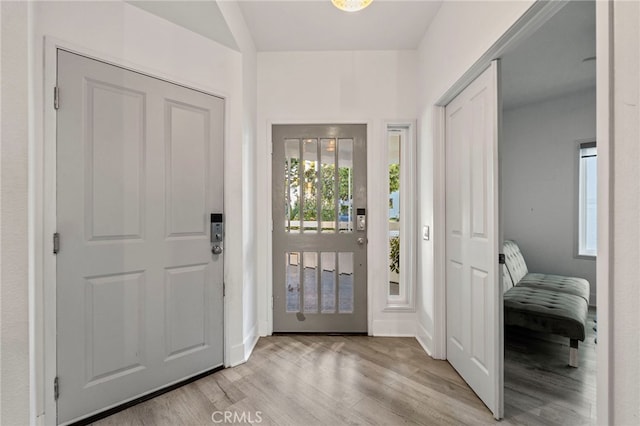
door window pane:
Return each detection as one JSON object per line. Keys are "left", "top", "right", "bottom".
{"left": 338, "top": 252, "right": 353, "bottom": 313}
{"left": 303, "top": 139, "right": 318, "bottom": 232}
{"left": 285, "top": 139, "right": 301, "bottom": 232}
{"left": 321, "top": 252, "right": 336, "bottom": 313}
{"left": 286, "top": 252, "right": 300, "bottom": 312}
{"left": 303, "top": 252, "right": 318, "bottom": 313}
{"left": 320, "top": 139, "right": 337, "bottom": 233}
{"left": 338, "top": 139, "right": 354, "bottom": 233}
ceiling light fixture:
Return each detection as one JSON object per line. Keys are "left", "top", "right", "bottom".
{"left": 331, "top": 0, "right": 373, "bottom": 12}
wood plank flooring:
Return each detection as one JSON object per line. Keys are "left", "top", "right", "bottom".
{"left": 92, "top": 310, "right": 596, "bottom": 426}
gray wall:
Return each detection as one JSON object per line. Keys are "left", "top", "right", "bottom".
{"left": 502, "top": 88, "right": 597, "bottom": 305}
{"left": 1, "top": 2, "right": 30, "bottom": 424}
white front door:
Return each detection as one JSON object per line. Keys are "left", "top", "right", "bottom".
{"left": 56, "top": 50, "right": 225, "bottom": 424}
{"left": 445, "top": 61, "right": 503, "bottom": 418}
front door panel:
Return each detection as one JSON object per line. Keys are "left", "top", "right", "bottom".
{"left": 272, "top": 124, "right": 367, "bottom": 332}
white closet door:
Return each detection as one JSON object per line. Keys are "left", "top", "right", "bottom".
{"left": 445, "top": 61, "right": 503, "bottom": 419}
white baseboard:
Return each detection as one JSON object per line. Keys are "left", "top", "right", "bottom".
{"left": 228, "top": 343, "right": 246, "bottom": 367}
{"left": 229, "top": 324, "right": 260, "bottom": 367}
{"left": 371, "top": 319, "right": 416, "bottom": 337}
{"left": 415, "top": 321, "right": 433, "bottom": 357}
{"left": 243, "top": 324, "right": 259, "bottom": 361}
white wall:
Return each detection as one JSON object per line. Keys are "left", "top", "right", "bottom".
{"left": 217, "top": 0, "right": 259, "bottom": 361}
{"left": 27, "top": 1, "right": 255, "bottom": 422}
{"left": 416, "top": 0, "right": 535, "bottom": 357}
{"left": 502, "top": 88, "right": 597, "bottom": 305}
{"left": 608, "top": 1, "right": 640, "bottom": 422}
{"left": 0, "top": 2, "right": 30, "bottom": 425}
{"left": 256, "top": 50, "right": 419, "bottom": 336}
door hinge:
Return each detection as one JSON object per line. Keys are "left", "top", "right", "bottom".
{"left": 53, "top": 233, "right": 60, "bottom": 254}
{"left": 223, "top": 282, "right": 226, "bottom": 297}
{"left": 498, "top": 253, "right": 505, "bottom": 264}
{"left": 54, "top": 377, "right": 59, "bottom": 401}
{"left": 54, "top": 86, "right": 60, "bottom": 110}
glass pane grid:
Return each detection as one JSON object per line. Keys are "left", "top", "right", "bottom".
{"left": 303, "top": 252, "right": 318, "bottom": 313}
{"left": 321, "top": 252, "right": 336, "bottom": 313}
{"left": 303, "top": 139, "right": 318, "bottom": 233}
{"left": 320, "top": 139, "right": 338, "bottom": 234}
{"left": 285, "top": 252, "right": 300, "bottom": 313}
{"left": 285, "top": 139, "right": 301, "bottom": 233}
{"left": 338, "top": 252, "right": 354, "bottom": 313}
{"left": 338, "top": 139, "right": 354, "bottom": 233}
{"left": 285, "top": 250, "right": 354, "bottom": 315}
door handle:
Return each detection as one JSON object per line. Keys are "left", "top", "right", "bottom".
{"left": 212, "top": 245, "right": 223, "bottom": 255}
{"left": 357, "top": 237, "right": 366, "bottom": 246}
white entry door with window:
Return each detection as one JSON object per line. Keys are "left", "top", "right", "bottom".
{"left": 272, "top": 124, "right": 367, "bottom": 333}
{"left": 56, "top": 50, "right": 225, "bottom": 424}
{"left": 445, "top": 61, "right": 503, "bottom": 418}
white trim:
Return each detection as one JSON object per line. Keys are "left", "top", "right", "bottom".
{"left": 595, "top": 0, "right": 612, "bottom": 423}
{"left": 38, "top": 36, "right": 232, "bottom": 424}
{"left": 432, "top": 106, "right": 447, "bottom": 360}
{"left": 384, "top": 121, "right": 417, "bottom": 312}
{"left": 228, "top": 343, "right": 246, "bottom": 368}
{"left": 415, "top": 321, "right": 433, "bottom": 357}
{"left": 243, "top": 324, "right": 259, "bottom": 362}
{"left": 371, "top": 319, "right": 416, "bottom": 337}
{"left": 491, "top": 60, "right": 504, "bottom": 420}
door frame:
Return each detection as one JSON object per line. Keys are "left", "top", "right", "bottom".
{"left": 36, "top": 37, "right": 232, "bottom": 425}
{"left": 432, "top": 0, "right": 612, "bottom": 423}
{"left": 432, "top": 0, "right": 569, "bottom": 359}
{"left": 262, "top": 119, "right": 374, "bottom": 336}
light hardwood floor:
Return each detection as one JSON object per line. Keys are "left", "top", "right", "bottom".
{"left": 92, "top": 311, "right": 596, "bottom": 426}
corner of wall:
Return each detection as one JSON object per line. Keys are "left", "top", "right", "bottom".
{"left": 415, "top": 320, "right": 434, "bottom": 357}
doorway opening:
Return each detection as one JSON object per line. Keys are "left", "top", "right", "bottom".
{"left": 500, "top": 0, "right": 596, "bottom": 422}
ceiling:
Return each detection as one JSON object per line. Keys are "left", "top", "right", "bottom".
{"left": 500, "top": 0, "right": 596, "bottom": 109}
{"left": 128, "top": 1, "right": 239, "bottom": 50}
{"left": 237, "top": 0, "right": 443, "bottom": 51}
{"left": 129, "top": 0, "right": 595, "bottom": 109}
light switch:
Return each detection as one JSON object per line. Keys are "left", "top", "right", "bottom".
{"left": 423, "top": 225, "right": 430, "bottom": 241}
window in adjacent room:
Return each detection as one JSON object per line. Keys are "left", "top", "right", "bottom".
{"left": 578, "top": 142, "right": 597, "bottom": 257}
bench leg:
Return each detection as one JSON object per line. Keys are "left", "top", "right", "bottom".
{"left": 569, "top": 339, "right": 579, "bottom": 368}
